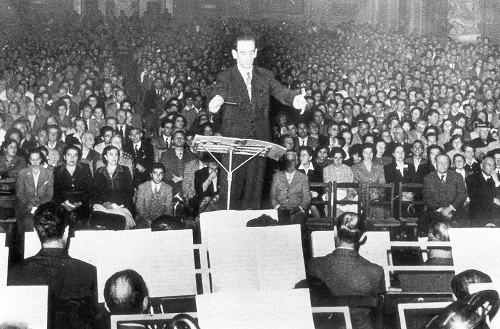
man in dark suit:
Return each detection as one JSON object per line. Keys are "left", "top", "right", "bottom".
{"left": 419, "top": 154, "right": 468, "bottom": 235}
{"left": 124, "top": 126, "right": 154, "bottom": 187}
{"left": 466, "top": 157, "right": 500, "bottom": 226}
{"left": 294, "top": 121, "right": 319, "bottom": 153}
{"left": 404, "top": 140, "right": 428, "bottom": 183}
{"left": 115, "top": 109, "right": 133, "bottom": 143}
{"left": 151, "top": 119, "right": 174, "bottom": 162}
{"left": 308, "top": 212, "right": 386, "bottom": 329}
{"left": 208, "top": 35, "right": 306, "bottom": 210}
{"left": 143, "top": 77, "right": 165, "bottom": 112}
{"left": 8, "top": 202, "right": 98, "bottom": 328}
{"left": 193, "top": 154, "right": 221, "bottom": 213}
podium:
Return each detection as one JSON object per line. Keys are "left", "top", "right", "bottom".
{"left": 193, "top": 135, "right": 286, "bottom": 209}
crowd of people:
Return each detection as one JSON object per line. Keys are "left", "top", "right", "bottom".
{"left": 1, "top": 8, "right": 500, "bottom": 329}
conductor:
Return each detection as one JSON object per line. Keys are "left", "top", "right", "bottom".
{"left": 208, "top": 35, "right": 306, "bottom": 209}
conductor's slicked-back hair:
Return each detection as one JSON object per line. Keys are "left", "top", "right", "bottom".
{"left": 33, "top": 202, "right": 70, "bottom": 244}
{"left": 233, "top": 35, "right": 256, "bottom": 50}
{"left": 336, "top": 212, "right": 365, "bottom": 244}
{"left": 104, "top": 269, "right": 149, "bottom": 315}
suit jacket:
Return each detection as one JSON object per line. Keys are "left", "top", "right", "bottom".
{"left": 404, "top": 157, "right": 428, "bottom": 184}
{"left": 93, "top": 164, "right": 134, "bottom": 213}
{"left": 159, "top": 148, "right": 198, "bottom": 195}
{"left": 466, "top": 171, "right": 500, "bottom": 222}
{"left": 123, "top": 140, "right": 155, "bottom": 186}
{"left": 53, "top": 163, "right": 93, "bottom": 208}
{"left": 8, "top": 248, "right": 98, "bottom": 329}
{"left": 423, "top": 170, "right": 467, "bottom": 212}
{"left": 151, "top": 135, "right": 171, "bottom": 162}
{"left": 294, "top": 136, "right": 319, "bottom": 153}
{"left": 270, "top": 170, "right": 311, "bottom": 210}
{"left": 135, "top": 181, "right": 173, "bottom": 223}
{"left": 194, "top": 167, "right": 220, "bottom": 198}
{"left": 27, "top": 114, "right": 46, "bottom": 135}
{"left": 384, "top": 162, "right": 416, "bottom": 185}
{"left": 309, "top": 249, "right": 385, "bottom": 329}
{"left": 143, "top": 88, "right": 164, "bottom": 112}
{"left": 115, "top": 124, "right": 133, "bottom": 141}
{"left": 352, "top": 162, "right": 386, "bottom": 184}
{"left": 209, "top": 65, "right": 297, "bottom": 141}
{"left": 16, "top": 166, "right": 54, "bottom": 208}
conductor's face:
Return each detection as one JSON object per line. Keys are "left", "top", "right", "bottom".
{"left": 233, "top": 40, "right": 257, "bottom": 69}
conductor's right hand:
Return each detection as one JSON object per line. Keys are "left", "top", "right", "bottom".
{"left": 209, "top": 95, "right": 224, "bottom": 113}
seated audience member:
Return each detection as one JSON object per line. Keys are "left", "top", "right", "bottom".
{"left": 124, "top": 126, "right": 154, "bottom": 187}
{"left": 404, "top": 140, "right": 428, "bottom": 183}
{"left": 453, "top": 154, "right": 469, "bottom": 181}
{"left": 373, "top": 140, "right": 392, "bottom": 166}
{"left": 297, "top": 146, "right": 322, "bottom": 217}
{"left": 466, "top": 156, "right": 500, "bottom": 227}
{"left": 426, "top": 221, "right": 453, "bottom": 265}
{"left": 96, "top": 134, "right": 134, "bottom": 177}
{"left": 80, "top": 132, "right": 100, "bottom": 175}
{"left": 151, "top": 119, "right": 174, "bottom": 162}
{"left": 65, "top": 117, "right": 87, "bottom": 146}
{"left": 53, "top": 145, "right": 93, "bottom": 228}
{"left": 92, "top": 145, "right": 135, "bottom": 230}
{"left": 271, "top": 150, "right": 311, "bottom": 224}
{"left": 419, "top": 154, "right": 467, "bottom": 236}
{"left": 294, "top": 121, "right": 319, "bottom": 152}
{"left": 313, "top": 145, "right": 333, "bottom": 172}
{"left": 0, "top": 139, "right": 26, "bottom": 179}
{"left": 94, "top": 125, "right": 114, "bottom": 155}
{"left": 323, "top": 147, "right": 357, "bottom": 214}
{"left": 8, "top": 202, "right": 98, "bottom": 329}
{"left": 160, "top": 129, "right": 197, "bottom": 196}
{"left": 135, "top": 162, "right": 173, "bottom": 227}
{"left": 193, "top": 153, "right": 221, "bottom": 214}
{"left": 424, "top": 145, "right": 443, "bottom": 175}
{"left": 463, "top": 144, "right": 480, "bottom": 173}
{"left": 308, "top": 212, "right": 386, "bottom": 329}
{"left": 46, "top": 125, "right": 66, "bottom": 159}
{"left": 16, "top": 148, "right": 54, "bottom": 232}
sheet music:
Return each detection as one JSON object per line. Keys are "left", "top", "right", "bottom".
{"left": 0, "top": 247, "right": 8, "bottom": 286}
{"left": 359, "top": 231, "right": 391, "bottom": 267}
{"left": 207, "top": 225, "right": 306, "bottom": 292}
{"left": 0, "top": 285, "right": 48, "bottom": 329}
{"left": 310, "top": 231, "right": 335, "bottom": 258}
{"left": 449, "top": 228, "right": 500, "bottom": 283}
{"left": 69, "top": 229, "right": 197, "bottom": 302}
{"left": 196, "top": 289, "right": 315, "bottom": 329}
{"left": 0, "top": 232, "right": 5, "bottom": 247}
{"left": 200, "top": 209, "right": 278, "bottom": 244}
{"left": 24, "top": 231, "right": 41, "bottom": 259}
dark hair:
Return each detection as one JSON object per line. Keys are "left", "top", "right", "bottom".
{"left": 102, "top": 145, "right": 120, "bottom": 164}
{"left": 330, "top": 147, "right": 346, "bottom": 159}
{"left": 360, "top": 143, "right": 376, "bottom": 160}
{"left": 233, "top": 35, "right": 256, "bottom": 50}
{"left": 161, "top": 118, "right": 174, "bottom": 128}
{"left": 298, "top": 145, "right": 314, "bottom": 157}
{"left": 104, "top": 269, "right": 149, "bottom": 315}
{"left": 33, "top": 202, "right": 70, "bottom": 244}
{"left": 151, "top": 162, "right": 166, "bottom": 173}
{"left": 427, "top": 145, "right": 443, "bottom": 159}
{"left": 99, "top": 125, "right": 114, "bottom": 137}
{"left": 62, "top": 144, "right": 82, "bottom": 162}
{"left": 151, "top": 215, "right": 187, "bottom": 231}
{"left": 1, "top": 138, "right": 18, "bottom": 152}
{"left": 336, "top": 212, "right": 365, "bottom": 244}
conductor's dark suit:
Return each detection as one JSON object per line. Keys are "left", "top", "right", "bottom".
{"left": 210, "top": 65, "right": 297, "bottom": 209}
{"left": 466, "top": 172, "right": 500, "bottom": 226}
{"left": 309, "top": 249, "right": 385, "bottom": 329}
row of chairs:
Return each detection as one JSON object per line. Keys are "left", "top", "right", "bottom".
{"left": 309, "top": 181, "right": 426, "bottom": 226}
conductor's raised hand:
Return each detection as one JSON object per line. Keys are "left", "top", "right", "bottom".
{"left": 209, "top": 95, "right": 224, "bottom": 113}
{"left": 293, "top": 91, "right": 307, "bottom": 115}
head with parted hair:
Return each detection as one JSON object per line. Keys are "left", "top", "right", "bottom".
{"left": 336, "top": 212, "right": 366, "bottom": 246}
{"left": 104, "top": 269, "right": 149, "bottom": 315}
{"left": 33, "top": 202, "right": 71, "bottom": 244}
{"left": 428, "top": 221, "right": 450, "bottom": 242}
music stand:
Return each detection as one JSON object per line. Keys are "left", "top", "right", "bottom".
{"left": 193, "top": 135, "right": 286, "bottom": 210}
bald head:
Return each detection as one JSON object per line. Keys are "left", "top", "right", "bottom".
{"left": 104, "top": 270, "right": 148, "bottom": 315}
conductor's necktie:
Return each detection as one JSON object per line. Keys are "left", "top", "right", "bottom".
{"left": 246, "top": 72, "right": 252, "bottom": 101}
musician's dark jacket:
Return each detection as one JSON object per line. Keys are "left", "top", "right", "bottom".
{"left": 8, "top": 248, "right": 98, "bottom": 329}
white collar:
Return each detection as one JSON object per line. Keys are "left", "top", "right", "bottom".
{"left": 133, "top": 141, "right": 141, "bottom": 149}
{"left": 237, "top": 66, "right": 253, "bottom": 81}
{"left": 298, "top": 163, "right": 314, "bottom": 170}
{"left": 482, "top": 172, "right": 491, "bottom": 181}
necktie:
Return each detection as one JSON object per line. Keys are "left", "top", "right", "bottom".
{"left": 246, "top": 72, "right": 252, "bottom": 100}
{"left": 154, "top": 184, "right": 159, "bottom": 194}
{"left": 119, "top": 125, "right": 124, "bottom": 136}
{"left": 134, "top": 144, "right": 139, "bottom": 157}
{"left": 440, "top": 175, "right": 445, "bottom": 183}
{"left": 301, "top": 139, "right": 305, "bottom": 146}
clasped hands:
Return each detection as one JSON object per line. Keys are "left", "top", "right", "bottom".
{"left": 438, "top": 205, "right": 455, "bottom": 219}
